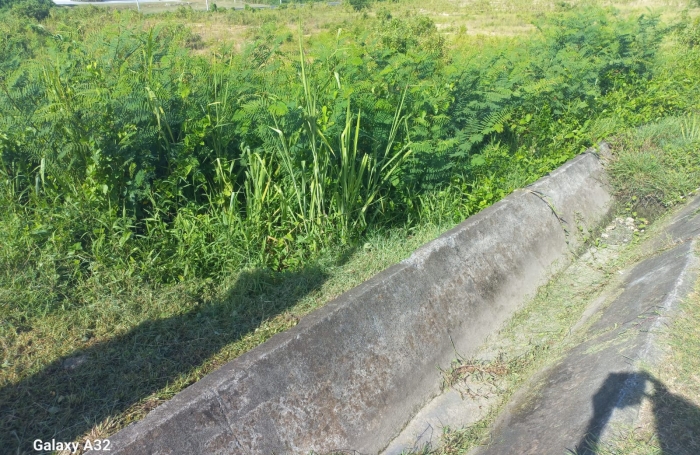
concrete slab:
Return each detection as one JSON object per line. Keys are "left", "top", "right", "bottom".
{"left": 470, "top": 197, "right": 700, "bottom": 455}
{"left": 382, "top": 387, "right": 497, "bottom": 455}
{"left": 651, "top": 193, "right": 700, "bottom": 248}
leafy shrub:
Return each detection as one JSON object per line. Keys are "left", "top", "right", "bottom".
{"left": 348, "top": 0, "right": 369, "bottom": 11}
{"left": 8, "top": 0, "right": 52, "bottom": 20}
{"left": 679, "top": 17, "right": 700, "bottom": 47}
{"left": 0, "top": 6, "right": 694, "bottom": 299}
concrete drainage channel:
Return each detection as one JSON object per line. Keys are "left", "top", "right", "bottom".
{"left": 388, "top": 193, "right": 700, "bottom": 455}
{"left": 97, "top": 150, "right": 614, "bottom": 454}
{"left": 468, "top": 204, "right": 700, "bottom": 455}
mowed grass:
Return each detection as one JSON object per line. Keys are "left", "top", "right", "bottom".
{"left": 1, "top": 222, "right": 449, "bottom": 453}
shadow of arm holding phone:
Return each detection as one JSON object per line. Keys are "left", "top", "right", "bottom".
{"left": 575, "top": 371, "right": 700, "bottom": 455}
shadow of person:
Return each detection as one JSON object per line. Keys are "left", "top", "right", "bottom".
{"left": 646, "top": 375, "right": 700, "bottom": 454}
{"left": 574, "top": 371, "right": 700, "bottom": 454}
{"left": 1, "top": 251, "right": 354, "bottom": 455}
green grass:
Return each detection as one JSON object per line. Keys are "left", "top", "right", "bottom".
{"left": 1, "top": 222, "right": 449, "bottom": 453}
{"left": 2, "top": 0, "right": 700, "bottom": 452}
{"left": 607, "top": 115, "right": 700, "bottom": 218}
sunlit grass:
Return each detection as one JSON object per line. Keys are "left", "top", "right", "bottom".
{"left": 2, "top": 0, "right": 700, "bottom": 451}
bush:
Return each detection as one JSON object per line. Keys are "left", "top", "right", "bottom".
{"left": 348, "top": 0, "right": 369, "bottom": 11}
{"left": 8, "top": 0, "right": 52, "bottom": 20}
{"left": 0, "top": 7, "right": 693, "bottom": 288}
{"left": 679, "top": 17, "right": 700, "bottom": 47}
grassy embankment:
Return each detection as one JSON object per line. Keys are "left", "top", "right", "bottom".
{"left": 1, "top": 0, "right": 700, "bottom": 452}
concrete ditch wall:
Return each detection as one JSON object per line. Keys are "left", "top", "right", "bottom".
{"left": 100, "top": 151, "right": 612, "bottom": 455}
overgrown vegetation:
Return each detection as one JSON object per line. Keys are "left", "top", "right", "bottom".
{"left": 1, "top": 7, "right": 687, "bottom": 289}
{"left": 2, "top": 0, "right": 700, "bottom": 452}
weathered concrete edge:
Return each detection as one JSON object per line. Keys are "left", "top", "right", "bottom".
{"left": 467, "top": 199, "right": 700, "bottom": 455}
{"left": 100, "top": 151, "right": 613, "bottom": 455}
{"left": 599, "top": 214, "right": 700, "bottom": 445}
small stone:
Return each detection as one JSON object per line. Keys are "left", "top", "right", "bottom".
{"left": 601, "top": 233, "right": 609, "bottom": 238}
{"left": 62, "top": 355, "right": 88, "bottom": 371}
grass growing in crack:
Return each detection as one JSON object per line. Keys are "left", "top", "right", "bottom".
{"left": 441, "top": 357, "right": 509, "bottom": 391}
{"left": 432, "top": 268, "right": 615, "bottom": 452}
